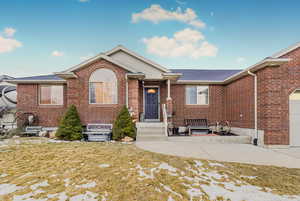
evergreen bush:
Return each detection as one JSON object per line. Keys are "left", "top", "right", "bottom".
{"left": 112, "top": 106, "right": 136, "bottom": 141}
{"left": 56, "top": 105, "right": 83, "bottom": 141}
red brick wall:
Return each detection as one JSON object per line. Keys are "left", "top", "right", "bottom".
{"left": 17, "top": 84, "right": 67, "bottom": 126}
{"left": 171, "top": 85, "right": 224, "bottom": 127}
{"left": 224, "top": 75, "right": 255, "bottom": 128}
{"left": 67, "top": 59, "right": 128, "bottom": 125}
{"left": 257, "top": 47, "right": 300, "bottom": 145}
{"left": 17, "top": 59, "right": 128, "bottom": 127}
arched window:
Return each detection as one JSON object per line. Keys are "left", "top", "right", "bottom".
{"left": 89, "top": 68, "right": 117, "bottom": 104}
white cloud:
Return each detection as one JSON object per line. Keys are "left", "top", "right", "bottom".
{"left": 0, "top": 27, "right": 22, "bottom": 54}
{"left": 142, "top": 28, "right": 218, "bottom": 59}
{"left": 176, "top": 0, "right": 186, "bottom": 5}
{"left": 78, "top": 0, "right": 89, "bottom": 2}
{"left": 3, "top": 27, "right": 16, "bottom": 37}
{"left": 236, "top": 57, "right": 246, "bottom": 63}
{"left": 131, "top": 4, "right": 205, "bottom": 28}
{"left": 52, "top": 50, "right": 64, "bottom": 57}
{"left": 0, "top": 36, "right": 22, "bottom": 53}
{"left": 80, "top": 53, "right": 94, "bottom": 61}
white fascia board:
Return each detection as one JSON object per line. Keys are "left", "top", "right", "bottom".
{"left": 7, "top": 80, "right": 67, "bottom": 84}
{"left": 57, "top": 54, "right": 136, "bottom": 74}
{"left": 223, "top": 58, "right": 290, "bottom": 84}
{"left": 271, "top": 42, "right": 300, "bottom": 58}
{"left": 105, "top": 45, "right": 171, "bottom": 73}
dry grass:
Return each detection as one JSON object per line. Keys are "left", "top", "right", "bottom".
{"left": 0, "top": 138, "right": 300, "bottom": 201}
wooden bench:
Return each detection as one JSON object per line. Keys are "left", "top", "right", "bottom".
{"left": 83, "top": 124, "right": 112, "bottom": 142}
{"left": 184, "top": 119, "right": 210, "bottom": 135}
{"left": 22, "top": 126, "right": 42, "bottom": 136}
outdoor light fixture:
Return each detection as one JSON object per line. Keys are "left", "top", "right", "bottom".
{"left": 147, "top": 89, "right": 156, "bottom": 94}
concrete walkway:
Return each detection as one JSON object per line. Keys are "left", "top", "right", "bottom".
{"left": 136, "top": 141, "right": 300, "bottom": 168}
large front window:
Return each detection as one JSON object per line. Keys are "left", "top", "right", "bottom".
{"left": 89, "top": 68, "right": 117, "bottom": 104}
{"left": 39, "top": 85, "right": 64, "bottom": 105}
{"left": 186, "top": 85, "right": 209, "bottom": 105}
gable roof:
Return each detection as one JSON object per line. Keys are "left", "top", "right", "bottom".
{"left": 172, "top": 69, "right": 242, "bottom": 82}
{"left": 271, "top": 41, "right": 300, "bottom": 58}
{"left": 105, "top": 45, "right": 170, "bottom": 73}
{"left": 57, "top": 54, "right": 137, "bottom": 75}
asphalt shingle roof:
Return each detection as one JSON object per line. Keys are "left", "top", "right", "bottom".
{"left": 12, "top": 74, "right": 64, "bottom": 81}
{"left": 171, "top": 69, "right": 242, "bottom": 81}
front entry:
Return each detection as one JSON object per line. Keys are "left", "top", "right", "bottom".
{"left": 290, "top": 89, "right": 300, "bottom": 146}
{"left": 144, "top": 87, "right": 160, "bottom": 121}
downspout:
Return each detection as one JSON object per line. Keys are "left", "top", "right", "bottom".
{"left": 247, "top": 71, "right": 258, "bottom": 146}
{"left": 125, "top": 74, "right": 129, "bottom": 108}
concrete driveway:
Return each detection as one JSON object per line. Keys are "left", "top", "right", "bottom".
{"left": 136, "top": 141, "right": 300, "bottom": 168}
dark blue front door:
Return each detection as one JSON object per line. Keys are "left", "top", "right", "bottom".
{"left": 144, "top": 87, "right": 159, "bottom": 120}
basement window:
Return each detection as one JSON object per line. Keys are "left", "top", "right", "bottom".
{"left": 39, "top": 85, "right": 64, "bottom": 105}
{"left": 186, "top": 86, "right": 209, "bottom": 105}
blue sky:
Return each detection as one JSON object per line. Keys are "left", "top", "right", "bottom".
{"left": 0, "top": 0, "right": 299, "bottom": 77}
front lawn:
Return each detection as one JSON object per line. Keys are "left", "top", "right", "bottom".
{"left": 0, "top": 138, "right": 300, "bottom": 201}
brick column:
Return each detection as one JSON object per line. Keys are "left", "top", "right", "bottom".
{"left": 128, "top": 79, "right": 139, "bottom": 121}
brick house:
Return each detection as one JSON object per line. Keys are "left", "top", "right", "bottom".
{"left": 9, "top": 43, "right": 300, "bottom": 147}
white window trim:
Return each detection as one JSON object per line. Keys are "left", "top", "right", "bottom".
{"left": 39, "top": 85, "right": 64, "bottom": 106}
{"left": 185, "top": 85, "right": 209, "bottom": 105}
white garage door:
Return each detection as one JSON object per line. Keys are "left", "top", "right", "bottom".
{"left": 290, "top": 90, "right": 300, "bottom": 146}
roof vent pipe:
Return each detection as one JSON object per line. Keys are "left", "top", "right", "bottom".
{"left": 247, "top": 71, "right": 258, "bottom": 146}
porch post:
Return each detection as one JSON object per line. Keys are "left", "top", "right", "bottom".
{"left": 167, "top": 79, "right": 171, "bottom": 100}
{"left": 166, "top": 79, "right": 173, "bottom": 117}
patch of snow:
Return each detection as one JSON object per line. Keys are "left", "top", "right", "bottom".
{"left": 241, "top": 175, "right": 257, "bottom": 179}
{"left": 160, "top": 183, "right": 182, "bottom": 198}
{"left": 0, "top": 183, "right": 23, "bottom": 195}
{"left": 76, "top": 181, "right": 96, "bottom": 189}
{"left": 209, "top": 162, "right": 225, "bottom": 167}
{"left": 194, "top": 160, "right": 203, "bottom": 168}
{"left": 158, "top": 163, "right": 177, "bottom": 172}
{"left": 47, "top": 192, "right": 68, "bottom": 201}
{"left": 18, "top": 173, "right": 33, "bottom": 179}
{"left": 168, "top": 196, "right": 175, "bottom": 201}
{"left": 30, "top": 181, "right": 49, "bottom": 190}
{"left": 64, "top": 178, "right": 70, "bottom": 187}
{"left": 201, "top": 182, "right": 300, "bottom": 201}
{"left": 186, "top": 188, "right": 203, "bottom": 200}
{"left": 13, "top": 192, "right": 46, "bottom": 201}
{"left": 99, "top": 164, "right": 110, "bottom": 168}
{"left": 202, "top": 171, "right": 227, "bottom": 180}
{"left": 0, "top": 173, "right": 8, "bottom": 178}
{"left": 69, "top": 191, "right": 98, "bottom": 201}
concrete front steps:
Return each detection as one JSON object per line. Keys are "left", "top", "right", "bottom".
{"left": 136, "top": 122, "right": 167, "bottom": 141}
{"left": 168, "top": 135, "right": 252, "bottom": 144}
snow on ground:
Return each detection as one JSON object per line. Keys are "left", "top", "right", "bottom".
{"left": 0, "top": 184, "right": 23, "bottom": 195}
{"left": 76, "top": 181, "right": 96, "bottom": 189}
{"left": 98, "top": 164, "right": 110, "bottom": 168}
{"left": 69, "top": 191, "right": 98, "bottom": 201}
{"left": 135, "top": 161, "right": 300, "bottom": 201}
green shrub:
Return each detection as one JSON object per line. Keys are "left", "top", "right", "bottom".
{"left": 56, "top": 105, "right": 83, "bottom": 141}
{"left": 112, "top": 106, "right": 136, "bottom": 141}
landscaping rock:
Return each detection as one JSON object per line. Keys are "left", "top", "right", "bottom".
{"left": 39, "top": 131, "right": 48, "bottom": 137}
{"left": 121, "top": 136, "right": 134, "bottom": 142}
{"left": 49, "top": 131, "right": 57, "bottom": 139}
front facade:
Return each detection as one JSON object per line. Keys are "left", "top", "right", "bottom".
{"left": 9, "top": 43, "right": 300, "bottom": 147}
